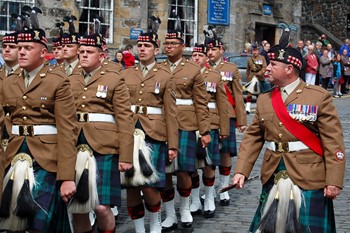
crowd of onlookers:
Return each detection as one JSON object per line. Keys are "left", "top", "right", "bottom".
{"left": 243, "top": 34, "right": 350, "bottom": 98}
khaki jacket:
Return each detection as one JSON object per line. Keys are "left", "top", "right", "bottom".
{"left": 246, "top": 55, "right": 267, "bottom": 81}
{"left": 122, "top": 64, "right": 178, "bottom": 149}
{"left": 162, "top": 58, "right": 210, "bottom": 134}
{"left": 101, "top": 59, "right": 123, "bottom": 72}
{"left": 202, "top": 68, "right": 230, "bottom": 135}
{"left": 1, "top": 64, "right": 78, "bottom": 181}
{"left": 212, "top": 60, "right": 247, "bottom": 127}
{"left": 69, "top": 68, "right": 134, "bottom": 163}
{"left": 235, "top": 81, "right": 345, "bottom": 190}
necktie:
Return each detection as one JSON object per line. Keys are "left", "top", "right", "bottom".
{"left": 66, "top": 65, "right": 73, "bottom": 76}
{"left": 142, "top": 66, "right": 148, "bottom": 77}
{"left": 280, "top": 87, "right": 288, "bottom": 102}
{"left": 25, "top": 74, "right": 31, "bottom": 89}
{"left": 84, "top": 73, "right": 91, "bottom": 84}
{"left": 7, "top": 68, "right": 14, "bottom": 77}
{"left": 170, "top": 63, "right": 176, "bottom": 72}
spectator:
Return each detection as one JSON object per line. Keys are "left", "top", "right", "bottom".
{"left": 123, "top": 44, "right": 136, "bottom": 68}
{"left": 319, "top": 49, "right": 333, "bottom": 90}
{"left": 113, "top": 50, "right": 126, "bottom": 69}
{"left": 259, "top": 40, "right": 268, "bottom": 53}
{"left": 296, "top": 40, "right": 307, "bottom": 58}
{"left": 332, "top": 52, "right": 342, "bottom": 97}
{"left": 259, "top": 42, "right": 270, "bottom": 65}
{"left": 341, "top": 49, "right": 350, "bottom": 94}
{"left": 318, "top": 34, "right": 330, "bottom": 47}
{"left": 327, "top": 43, "right": 335, "bottom": 59}
{"left": 305, "top": 44, "right": 319, "bottom": 85}
{"left": 242, "top": 42, "right": 252, "bottom": 54}
{"left": 339, "top": 38, "right": 350, "bottom": 57}
{"left": 314, "top": 41, "right": 323, "bottom": 85}
{"left": 296, "top": 40, "right": 307, "bottom": 81}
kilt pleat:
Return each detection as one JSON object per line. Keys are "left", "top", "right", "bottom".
{"left": 206, "top": 129, "right": 220, "bottom": 166}
{"left": 220, "top": 118, "right": 237, "bottom": 157}
{"left": 177, "top": 130, "right": 197, "bottom": 172}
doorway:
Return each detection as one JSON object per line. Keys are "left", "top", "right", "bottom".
{"left": 255, "top": 23, "right": 276, "bottom": 46}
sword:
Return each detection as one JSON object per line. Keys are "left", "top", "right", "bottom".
{"left": 217, "top": 175, "right": 259, "bottom": 193}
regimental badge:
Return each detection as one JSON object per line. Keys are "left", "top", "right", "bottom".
{"left": 72, "top": 35, "right": 77, "bottom": 43}
{"left": 287, "top": 104, "right": 318, "bottom": 122}
{"left": 154, "top": 82, "right": 160, "bottom": 94}
{"left": 277, "top": 49, "right": 285, "bottom": 60}
{"left": 220, "top": 72, "right": 233, "bottom": 81}
{"left": 34, "top": 30, "right": 40, "bottom": 40}
{"left": 335, "top": 150, "right": 345, "bottom": 161}
{"left": 96, "top": 85, "right": 108, "bottom": 98}
{"left": 96, "top": 36, "right": 101, "bottom": 45}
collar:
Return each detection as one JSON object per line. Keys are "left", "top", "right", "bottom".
{"left": 200, "top": 67, "right": 206, "bottom": 73}
{"left": 65, "top": 58, "right": 79, "bottom": 70}
{"left": 140, "top": 61, "right": 156, "bottom": 72}
{"left": 83, "top": 66, "right": 101, "bottom": 77}
{"left": 281, "top": 78, "right": 301, "bottom": 95}
{"left": 168, "top": 58, "right": 182, "bottom": 68}
{"left": 24, "top": 64, "right": 45, "bottom": 79}
{"left": 5, "top": 63, "right": 20, "bottom": 76}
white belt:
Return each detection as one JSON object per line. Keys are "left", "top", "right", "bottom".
{"left": 12, "top": 125, "right": 57, "bottom": 136}
{"left": 77, "top": 112, "right": 116, "bottom": 123}
{"left": 207, "top": 102, "right": 216, "bottom": 109}
{"left": 266, "top": 141, "right": 309, "bottom": 152}
{"left": 176, "top": 98, "right": 193, "bottom": 105}
{"left": 131, "top": 105, "right": 162, "bottom": 114}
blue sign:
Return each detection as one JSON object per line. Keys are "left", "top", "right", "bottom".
{"left": 208, "top": 0, "right": 230, "bottom": 26}
{"left": 130, "top": 28, "right": 143, "bottom": 40}
{"left": 263, "top": 4, "right": 272, "bottom": 16}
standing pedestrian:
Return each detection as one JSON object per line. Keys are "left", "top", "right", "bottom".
{"left": 305, "top": 44, "right": 319, "bottom": 85}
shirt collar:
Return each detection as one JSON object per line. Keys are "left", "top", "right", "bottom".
{"left": 24, "top": 64, "right": 45, "bottom": 79}
{"left": 65, "top": 58, "right": 79, "bottom": 70}
{"left": 140, "top": 61, "right": 156, "bottom": 72}
{"left": 282, "top": 78, "right": 301, "bottom": 95}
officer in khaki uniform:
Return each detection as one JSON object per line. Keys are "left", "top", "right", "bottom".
{"left": 122, "top": 32, "right": 178, "bottom": 233}
{"left": 206, "top": 38, "right": 246, "bottom": 206}
{"left": 51, "top": 36, "right": 65, "bottom": 66}
{"left": 68, "top": 33, "right": 134, "bottom": 233}
{"left": 61, "top": 32, "right": 81, "bottom": 76}
{"left": 245, "top": 45, "right": 267, "bottom": 113}
{"left": 0, "top": 27, "right": 78, "bottom": 232}
{"left": 189, "top": 43, "right": 230, "bottom": 218}
{"left": 233, "top": 44, "right": 345, "bottom": 233}
{"left": 160, "top": 30, "right": 211, "bottom": 231}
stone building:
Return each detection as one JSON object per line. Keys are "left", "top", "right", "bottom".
{"left": 0, "top": 0, "right": 348, "bottom": 55}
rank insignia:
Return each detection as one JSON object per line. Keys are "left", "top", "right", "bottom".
{"left": 335, "top": 150, "right": 345, "bottom": 161}
{"left": 96, "top": 85, "right": 108, "bottom": 98}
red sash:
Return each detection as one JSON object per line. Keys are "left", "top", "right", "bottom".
{"left": 224, "top": 84, "right": 235, "bottom": 108}
{"left": 271, "top": 88, "right": 323, "bottom": 156}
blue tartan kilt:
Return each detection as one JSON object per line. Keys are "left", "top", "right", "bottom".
{"left": 144, "top": 138, "right": 167, "bottom": 188}
{"left": 178, "top": 130, "right": 197, "bottom": 172}
{"left": 249, "top": 160, "right": 336, "bottom": 233}
{"left": 220, "top": 118, "right": 237, "bottom": 157}
{"left": 78, "top": 132, "right": 121, "bottom": 207}
{"left": 14, "top": 139, "right": 72, "bottom": 232}
{"left": 206, "top": 129, "right": 220, "bottom": 166}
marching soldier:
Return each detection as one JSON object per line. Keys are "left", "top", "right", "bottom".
{"left": 233, "top": 42, "right": 346, "bottom": 233}
{"left": 160, "top": 30, "right": 211, "bottom": 231}
{"left": 245, "top": 45, "right": 268, "bottom": 114}
{"left": 122, "top": 32, "right": 178, "bottom": 233}
{"left": 206, "top": 38, "right": 247, "bottom": 206}
{"left": 52, "top": 36, "right": 65, "bottom": 66}
{"left": 0, "top": 21, "right": 78, "bottom": 232}
{"left": 189, "top": 44, "right": 230, "bottom": 218}
{"left": 61, "top": 32, "right": 81, "bottom": 76}
{"left": 68, "top": 33, "right": 134, "bottom": 233}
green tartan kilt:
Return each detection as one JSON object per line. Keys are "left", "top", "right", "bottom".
{"left": 250, "top": 161, "right": 336, "bottom": 233}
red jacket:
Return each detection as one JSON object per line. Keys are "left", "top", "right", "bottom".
{"left": 305, "top": 54, "right": 319, "bottom": 74}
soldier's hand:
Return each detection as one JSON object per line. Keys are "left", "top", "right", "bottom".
{"left": 238, "top": 126, "right": 247, "bottom": 133}
{"left": 168, "top": 149, "right": 178, "bottom": 162}
{"left": 324, "top": 185, "right": 341, "bottom": 199}
{"left": 201, "top": 134, "right": 211, "bottom": 148}
{"left": 60, "top": 181, "right": 76, "bottom": 203}
{"left": 119, "top": 162, "right": 133, "bottom": 172}
{"left": 232, "top": 173, "right": 245, "bottom": 189}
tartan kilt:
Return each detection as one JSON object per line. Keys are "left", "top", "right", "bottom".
{"left": 10, "top": 139, "right": 72, "bottom": 232}
{"left": 206, "top": 129, "right": 220, "bottom": 166}
{"left": 177, "top": 130, "right": 197, "bottom": 172}
{"left": 78, "top": 132, "right": 121, "bottom": 207}
{"left": 220, "top": 118, "right": 237, "bottom": 157}
{"left": 249, "top": 160, "right": 336, "bottom": 233}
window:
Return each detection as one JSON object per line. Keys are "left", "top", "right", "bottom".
{"left": 0, "top": 0, "right": 34, "bottom": 35}
{"left": 168, "top": 0, "right": 198, "bottom": 47}
{"left": 78, "top": 0, "right": 114, "bottom": 43}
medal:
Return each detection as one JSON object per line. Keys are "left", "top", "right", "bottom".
{"left": 96, "top": 85, "right": 108, "bottom": 98}
{"left": 154, "top": 82, "right": 160, "bottom": 94}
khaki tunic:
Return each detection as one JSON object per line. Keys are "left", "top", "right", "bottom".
{"left": 1, "top": 64, "right": 78, "bottom": 181}
{"left": 235, "top": 81, "right": 346, "bottom": 190}
{"left": 69, "top": 68, "right": 134, "bottom": 163}
{"left": 161, "top": 58, "right": 210, "bottom": 134}
{"left": 211, "top": 60, "right": 247, "bottom": 127}
{"left": 202, "top": 68, "right": 230, "bottom": 135}
{"left": 122, "top": 64, "right": 178, "bottom": 149}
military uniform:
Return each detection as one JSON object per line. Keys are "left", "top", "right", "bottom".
{"left": 101, "top": 59, "right": 123, "bottom": 73}
{"left": 246, "top": 54, "right": 267, "bottom": 82}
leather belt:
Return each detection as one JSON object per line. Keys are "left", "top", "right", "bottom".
{"left": 131, "top": 105, "right": 162, "bottom": 114}
{"left": 12, "top": 125, "right": 57, "bottom": 136}
{"left": 176, "top": 98, "right": 193, "bottom": 105}
{"left": 207, "top": 102, "right": 216, "bottom": 109}
{"left": 77, "top": 112, "right": 116, "bottom": 123}
{"left": 266, "top": 141, "right": 309, "bottom": 153}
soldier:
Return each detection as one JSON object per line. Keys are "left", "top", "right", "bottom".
{"left": 189, "top": 43, "right": 230, "bottom": 218}
{"left": 0, "top": 32, "right": 20, "bottom": 79}
{"left": 61, "top": 32, "right": 81, "bottom": 76}
{"left": 52, "top": 36, "right": 64, "bottom": 66}
{"left": 245, "top": 45, "right": 268, "bottom": 114}
{"left": 68, "top": 33, "right": 134, "bottom": 233}
{"left": 206, "top": 38, "right": 246, "bottom": 206}
{"left": 122, "top": 32, "right": 178, "bottom": 233}
{"left": 233, "top": 44, "right": 346, "bottom": 233}
{"left": 160, "top": 30, "right": 211, "bottom": 231}
{"left": 0, "top": 25, "right": 78, "bottom": 232}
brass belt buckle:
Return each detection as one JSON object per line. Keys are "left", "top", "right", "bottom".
{"left": 275, "top": 142, "right": 288, "bottom": 152}
{"left": 136, "top": 106, "right": 147, "bottom": 114}
{"left": 77, "top": 112, "right": 89, "bottom": 122}
{"left": 19, "top": 125, "right": 33, "bottom": 136}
